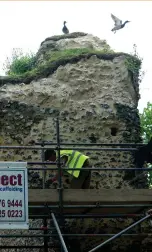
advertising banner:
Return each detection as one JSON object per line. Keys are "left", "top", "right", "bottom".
{"left": 0, "top": 162, "right": 29, "bottom": 229}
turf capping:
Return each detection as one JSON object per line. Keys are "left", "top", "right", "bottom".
{"left": 0, "top": 48, "right": 141, "bottom": 91}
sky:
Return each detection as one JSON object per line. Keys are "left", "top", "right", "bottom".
{"left": 0, "top": 1, "right": 151, "bottom": 113}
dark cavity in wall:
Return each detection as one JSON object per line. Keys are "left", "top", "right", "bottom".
{"left": 89, "top": 133, "right": 97, "bottom": 143}
{"left": 111, "top": 127, "right": 118, "bottom": 136}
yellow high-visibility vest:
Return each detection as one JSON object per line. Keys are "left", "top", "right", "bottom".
{"left": 56, "top": 150, "right": 89, "bottom": 178}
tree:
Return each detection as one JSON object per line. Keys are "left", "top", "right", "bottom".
{"left": 140, "top": 102, "right": 152, "bottom": 187}
{"left": 140, "top": 102, "right": 152, "bottom": 143}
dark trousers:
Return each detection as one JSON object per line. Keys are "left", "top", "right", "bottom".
{"left": 70, "top": 159, "right": 91, "bottom": 189}
{"left": 51, "top": 160, "right": 91, "bottom": 252}
{"left": 63, "top": 159, "right": 91, "bottom": 251}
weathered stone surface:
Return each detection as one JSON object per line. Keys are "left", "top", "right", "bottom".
{"left": 0, "top": 33, "right": 148, "bottom": 251}
{"left": 36, "top": 32, "right": 110, "bottom": 65}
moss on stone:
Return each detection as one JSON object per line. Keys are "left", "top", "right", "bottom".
{"left": 114, "top": 103, "right": 149, "bottom": 187}
{"left": 40, "top": 32, "right": 88, "bottom": 45}
{"left": 125, "top": 55, "right": 142, "bottom": 97}
{"left": 0, "top": 48, "right": 140, "bottom": 86}
{"left": 114, "top": 102, "right": 141, "bottom": 143}
{"left": 125, "top": 55, "right": 141, "bottom": 75}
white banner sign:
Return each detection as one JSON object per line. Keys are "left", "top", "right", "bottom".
{"left": 0, "top": 162, "right": 29, "bottom": 229}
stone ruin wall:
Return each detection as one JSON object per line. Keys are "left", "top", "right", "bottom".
{"left": 0, "top": 33, "right": 150, "bottom": 251}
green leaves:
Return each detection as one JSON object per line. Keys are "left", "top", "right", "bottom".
{"left": 3, "top": 48, "right": 36, "bottom": 76}
{"left": 140, "top": 102, "right": 152, "bottom": 187}
{"left": 125, "top": 44, "right": 144, "bottom": 87}
{"left": 125, "top": 55, "right": 141, "bottom": 74}
{"left": 2, "top": 46, "right": 143, "bottom": 87}
{"left": 140, "top": 102, "right": 152, "bottom": 143}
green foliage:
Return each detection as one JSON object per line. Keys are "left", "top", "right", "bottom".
{"left": 140, "top": 102, "right": 152, "bottom": 187}
{"left": 44, "top": 47, "right": 115, "bottom": 62}
{"left": 1, "top": 47, "right": 140, "bottom": 85}
{"left": 125, "top": 44, "right": 145, "bottom": 84}
{"left": 148, "top": 163, "right": 152, "bottom": 188}
{"left": 46, "top": 48, "right": 95, "bottom": 61}
{"left": 22, "top": 47, "right": 118, "bottom": 80}
{"left": 3, "top": 48, "right": 36, "bottom": 76}
{"left": 3, "top": 47, "right": 115, "bottom": 80}
{"left": 140, "top": 102, "right": 152, "bottom": 143}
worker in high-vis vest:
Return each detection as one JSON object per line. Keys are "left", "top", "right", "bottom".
{"left": 44, "top": 149, "right": 91, "bottom": 189}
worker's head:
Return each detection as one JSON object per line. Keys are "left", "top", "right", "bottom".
{"left": 44, "top": 149, "right": 56, "bottom": 162}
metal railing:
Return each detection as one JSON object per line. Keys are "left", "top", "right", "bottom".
{"left": 0, "top": 117, "right": 152, "bottom": 252}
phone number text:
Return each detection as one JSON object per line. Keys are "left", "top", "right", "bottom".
{"left": 0, "top": 210, "right": 23, "bottom": 218}
{"left": 0, "top": 199, "right": 22, "bottom": 207}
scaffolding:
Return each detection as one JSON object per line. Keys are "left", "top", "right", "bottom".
{"left": 0, "top": 117, "right": 152, "bottom": 251}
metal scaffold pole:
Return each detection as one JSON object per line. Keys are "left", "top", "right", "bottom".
{"left": 51, "top": 212, "right": 68, "bottom": 252}
{"left": 56, "top": 117, "right": 63, "bottom": 212}
{"left": 1, "top": 118, "right": 152, "bottom": 251}
{"left": 88, "top": 213, "right": 152, "bottom": 252}
{"left": 41, "top": 142, "right": 48, "bottom": 252}
{"left": 55, "top": 117, "right": 68, "bottom": 252}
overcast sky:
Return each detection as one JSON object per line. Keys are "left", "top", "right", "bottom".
{"left": 0, "top": 1, "right": 151, "bottom": 113}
